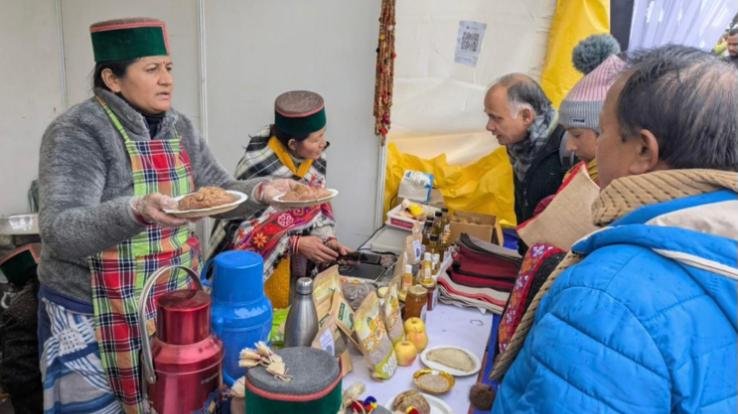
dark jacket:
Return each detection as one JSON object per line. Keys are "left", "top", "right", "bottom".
{"left": 0, "top": 280, "right": 42, "bottom": 413}
{"left": 513, "top": 124, "right": 571, "bottom": 225}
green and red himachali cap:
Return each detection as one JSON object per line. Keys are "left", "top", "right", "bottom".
{"left": 274, "top": 90, "right": 327, "bottom": 139}
{"left": 90, "top": 17, "right": 169, "bottom": 62}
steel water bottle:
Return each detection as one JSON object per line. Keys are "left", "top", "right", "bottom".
{"left": 284, "top": 277, "right": 318, "bottom": 347}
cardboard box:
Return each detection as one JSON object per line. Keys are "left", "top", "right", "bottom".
{"left": 449, "top": 211, "right": 503, "bottom": 245}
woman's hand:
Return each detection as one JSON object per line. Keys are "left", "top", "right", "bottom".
{"left": 131, "top": 193, "right": 189, "bottom": 227}
{"left": 297, "top": 236, "right": 339, "bottom": 264}
{"left": 325, "top": 238, "right": 351, "bottom": 256}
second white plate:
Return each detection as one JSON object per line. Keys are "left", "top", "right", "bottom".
{"left": 271, "top": 188, "right": 338, "bottom": 209}
{"left": 163, "top": 190, "right": 248, "bottom": 219}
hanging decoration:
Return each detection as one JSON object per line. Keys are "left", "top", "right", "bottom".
{"left": 373, "top": 0, "right": 396, "bottom": 145}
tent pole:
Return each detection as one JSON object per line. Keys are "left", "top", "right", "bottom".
{"left": 373, "top": 140, "right": 388, "bottom": 231}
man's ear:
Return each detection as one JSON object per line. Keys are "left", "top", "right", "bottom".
{"left": 520, "top": 107, "right": 535, "bottom": 128}
{"left": 628, "top": 129, "right": 661, "bottom": 175}
{"left": 100, "top": 68, "right": 121, "bottom": 93}
{"left": 288, "top": 139, "right": 298, "bottom": 151}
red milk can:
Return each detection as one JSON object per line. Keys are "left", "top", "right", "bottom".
{"left": 138, "top": 265, "right": 223, "bottom": 414}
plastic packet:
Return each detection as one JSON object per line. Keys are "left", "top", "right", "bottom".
{"left": 341, "top": 278, "right": 375, "bottom": 310}
{"left": 381, "top": 284, "right": 404, "bottom": 344}
{"left": 354, "top": 291, "right": 398, "bottom": 380}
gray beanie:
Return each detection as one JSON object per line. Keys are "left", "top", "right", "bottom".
{"left": 559, "top": 55, "right": 627, "bottom": 131}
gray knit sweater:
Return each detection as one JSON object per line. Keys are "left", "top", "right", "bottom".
{"left": 38, "top": 88, "right": 263, "bottom": 305}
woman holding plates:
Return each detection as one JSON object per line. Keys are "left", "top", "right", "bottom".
{"left": 209, "top": 90, "right": 349, "bottom": 309}
{"left": 37, "top": 17, "right": 281, "bottom": 413}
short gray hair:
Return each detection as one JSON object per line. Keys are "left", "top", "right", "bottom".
{"left": 493, "top": 73, "right": 552, "bottom": 118}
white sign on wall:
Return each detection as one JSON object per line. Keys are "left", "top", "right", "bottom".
{"left": 454, "top": 20, "right": 487, "bottom": 66}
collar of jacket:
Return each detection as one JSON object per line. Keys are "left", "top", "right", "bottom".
{"left": 94, "top": 87, "right": 179, "bottom": 139}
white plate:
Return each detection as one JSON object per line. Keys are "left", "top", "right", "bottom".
{"left": 424, "top": 393, "right": 453, "bottom": 414}
{"left": 385, "top": 393, "right": 452, "bottom": 414}
{"left": 163, "top": 190, "right": 248, "bottom": 219}
{"left": 271, "top": 188, "right": 338, "bottom": 209}
{"left": 420, "top": 345, "right": 481, "bottom": 377}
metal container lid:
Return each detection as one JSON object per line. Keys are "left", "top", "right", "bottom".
{"left": 408, "top": 284, "right": 428, "bottom": 296}
{"left": 295, "top": 277, "right": 313, "bottom": 295}
{"left": 156, "top": 289, "right": 211, "bottom": 344}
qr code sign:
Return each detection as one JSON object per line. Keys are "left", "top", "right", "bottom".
{"left": 461, "top": 31, "right": 481, "bottom": 52}
{"left": 455, "top": 20, "right": 486, "bottom": 66}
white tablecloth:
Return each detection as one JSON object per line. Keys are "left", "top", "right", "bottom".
{"left": 344, "top": 304, "right": 492, "bottom": 413}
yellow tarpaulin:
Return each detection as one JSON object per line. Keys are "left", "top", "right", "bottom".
{"left": 383, "top": 0, "right": 610, "bottom": 227}
{"left": 384, "top": 143, "right": 516, "bottom": 225}
{"left": 540, "top": 0, "right": 611, "bottom": 108}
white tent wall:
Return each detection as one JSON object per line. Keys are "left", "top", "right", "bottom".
{"left": 0, "top": 0, "right": 381, "bottom": 249}
{"left": 628, "top": 0, "right": 736, "bottom": 51}
{"left": 0, "top": 0, "right": 64, "bottom": 216}
{"left": 389, "top": 0, "right": 556, "bottom": 165}
{"left": 203, "top": 0, "right": 381, "bottom": 249}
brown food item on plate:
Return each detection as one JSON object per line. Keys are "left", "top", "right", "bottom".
{"left": 178, "top": 187, "right": 236, "bottom": 210}
{"left": 281, "top": 185, "right": 331, "bottom": 202}
{"left": 426, "top": 347, "right": 476, "bottom": 372}
{"left": 391, "top": 390, "right": 430, "bottom": 414}
{"left": 415, "top": 371, "right": 453, "bottom": 394}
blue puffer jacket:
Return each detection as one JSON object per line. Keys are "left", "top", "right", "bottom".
{"left": 492, "top": 190, "right": 737, "bottom": 413}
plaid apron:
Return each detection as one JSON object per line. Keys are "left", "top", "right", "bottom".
{"left": 89, "top": 97, "right": 200, "bottom": 413}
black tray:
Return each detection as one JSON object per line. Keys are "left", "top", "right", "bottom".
{"left": 336, "top": 251, "right": 396, "bottom": 282}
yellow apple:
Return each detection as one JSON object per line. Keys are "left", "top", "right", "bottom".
{"left": 404, "top": 317, "right": 426, "bottom": 333}
{"left": 394, "top": 340, "right": 418, "bottom": 366}
{"left": 404, "top": 317, "right": 428, "bottom": 352}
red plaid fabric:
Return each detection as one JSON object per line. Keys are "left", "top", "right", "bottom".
{"left": 90, "top": 97, "right": 199, "bottom": 413}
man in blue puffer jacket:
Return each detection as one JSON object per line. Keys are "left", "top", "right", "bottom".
{"left": 492, "top": 45, "right": 737, "bottom": 413}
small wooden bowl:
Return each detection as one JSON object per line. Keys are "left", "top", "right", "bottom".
{"left": 412, "top": 368, "right": 455, "bottom": 395}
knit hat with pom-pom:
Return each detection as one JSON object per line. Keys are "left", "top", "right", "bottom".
{"left": 572, "top": 34, "right": 621, "bottom": 75}
{"left": 560, "top": 35, "right": 626, "bottom": 132}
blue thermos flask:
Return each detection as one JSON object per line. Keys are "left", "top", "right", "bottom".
{"left": 206, "top": 250, "right": 273, "bottom": 386}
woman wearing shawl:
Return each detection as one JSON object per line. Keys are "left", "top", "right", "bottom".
{"left": 209, "top": 90, "right": 348, "bottom": 308}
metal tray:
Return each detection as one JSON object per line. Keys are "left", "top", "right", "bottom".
{"left": 337, "top": 251, "right": 396, "bottom": 282}
{"left": 0, "top": 214, "right": 39, "bottom": 235}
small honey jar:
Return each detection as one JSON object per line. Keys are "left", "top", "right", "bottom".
{"left": 403, "top": 284, "right": 428, "bottom": 321}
